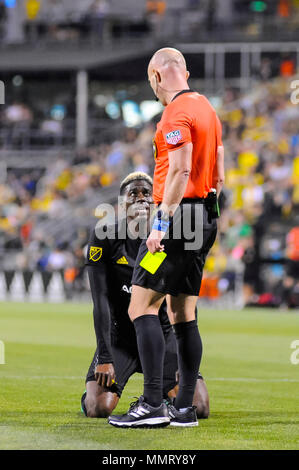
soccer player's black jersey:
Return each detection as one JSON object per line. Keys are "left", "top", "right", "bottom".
{"left": 86, "top": 221, "right": 171, "bottom": 364}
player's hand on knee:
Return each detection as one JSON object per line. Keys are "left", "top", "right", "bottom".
{"left": 95, "top": 363, "right": 116, "bottom": 388}
{"left": 146, "top": 229, "right": 165, "bottom": 254}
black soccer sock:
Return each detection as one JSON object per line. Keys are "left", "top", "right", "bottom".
{"left": 133, "top": 314, "right": 165, "bottom": 407}
{"left": 173, "top": 320, "right": 202, "bottom": 410}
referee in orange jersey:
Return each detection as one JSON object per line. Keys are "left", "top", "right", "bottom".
{"left": 109, "top": 48, "right": 224, "bottom": 428}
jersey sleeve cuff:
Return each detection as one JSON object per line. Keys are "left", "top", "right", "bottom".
{"left": 167, "top": 141, "right": 192, "bottom": 152}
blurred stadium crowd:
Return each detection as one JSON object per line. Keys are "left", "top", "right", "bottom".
{"left": 1, "top": 0, "right": 299, "bottom": 44}
{"left": 1, "top": 75, "right": 299, "bottom": 307}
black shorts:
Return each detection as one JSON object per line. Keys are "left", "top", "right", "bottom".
{"left": 132, "top": 200, "right": 217, "bottom": 296}
{"left": 84, "top": 328, "right": 177, "bottom": 398}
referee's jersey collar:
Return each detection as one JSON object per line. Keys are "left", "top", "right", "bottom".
{"left": 171, "top": 89, "right": 195, "bottom": 102}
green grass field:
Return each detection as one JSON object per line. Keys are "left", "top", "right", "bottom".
{"left": 0, "top": 302, "right": 298, "bottom": 450}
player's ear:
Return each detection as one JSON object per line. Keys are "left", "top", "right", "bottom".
{"left": 186, "top": 70, "right": 190, "bottom": 80}
{"left": 155, "top": 71, "right": 161, "bottom": 84}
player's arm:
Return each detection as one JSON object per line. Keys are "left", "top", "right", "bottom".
{"left": 213, "top": 145, "right": 225, "bottom": 197}
{"left": 87, "top": 265, "right": 116, "bottom": 388}
{"left": 146, "top": 143, "right": 192, "bottom": 254}
{"left": 86, "top": 233, "right": 115, "bottom": 388}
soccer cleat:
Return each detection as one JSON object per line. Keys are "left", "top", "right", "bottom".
{"left": 108, "top": 396, "right": 170, "bottom": 428}
{"left": 168, "top": 404, "right": 198, "bottom": 427}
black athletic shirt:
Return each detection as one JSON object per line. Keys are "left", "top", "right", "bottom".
{"left": 85, "top": 221, "right": 171, "bottom": 364}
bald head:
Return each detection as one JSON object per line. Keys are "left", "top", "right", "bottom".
{"left": 148, "top": 48, "right": 187, "bottom": 75}
{"left": 147, "top": 48, "right": 190, "bottom": 106}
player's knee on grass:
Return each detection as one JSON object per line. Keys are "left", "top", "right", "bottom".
{"left": 85, "top": 395, "right": 118, "bottom": 418}
{"left": 193, "top": 378, "right": 210, "bottom": 419}
{"left": 194, "top": 400, "right": 209, "bottom": 419}
{"left": 84, "top": 381, "right": 119, "bottom": 418}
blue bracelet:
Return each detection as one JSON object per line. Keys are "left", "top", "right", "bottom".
{"left": 152, "top": 217, "right": 170, "bottom": 232}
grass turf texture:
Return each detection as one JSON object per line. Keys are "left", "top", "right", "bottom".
{"left": 0, "top": 302, "right": 298, "bottom": 450}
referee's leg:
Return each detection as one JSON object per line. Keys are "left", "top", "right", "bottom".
{"left": 167, "top": 293, "right": 203, "bottom": 410}
{"left": 128, "top": 286, "right": 166, "bottom": 407}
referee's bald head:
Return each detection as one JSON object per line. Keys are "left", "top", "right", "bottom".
{"left": 147, "top": 48, "right": 190, "bottom": 106}
{"left": 148, "top": 48, "right": 187, "bottom": 75}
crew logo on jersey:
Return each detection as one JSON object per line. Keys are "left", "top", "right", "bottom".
{"left": 165, "top": 130, "right": 182, "bottom": 145}
{"left": 89, "top": 246, "right": 103, "bottom": 262}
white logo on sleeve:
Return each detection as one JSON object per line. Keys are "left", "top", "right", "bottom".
{"left": 166, "top": 130, "right": 182, "bottom": 145}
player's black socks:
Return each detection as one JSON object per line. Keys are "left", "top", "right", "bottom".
{"left": 173, "top": 320, "right": 202, "bottom": 410}
{"left": 133, "top": 314, "right": 165, "bottom": 407}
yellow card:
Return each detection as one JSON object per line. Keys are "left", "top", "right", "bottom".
{"left": 139, "top": 251, "right": 167, "bottom": 274}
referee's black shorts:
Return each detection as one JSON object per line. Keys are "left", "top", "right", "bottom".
{"left": 132, "top": 199, "right": 217, "bottom": 297}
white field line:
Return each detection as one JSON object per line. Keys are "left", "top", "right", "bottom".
{"left": 0, "top": 376, "right": 298, "bottom": 383}
{"left": 206, "top": 377, "right": 299, "bottom": 383}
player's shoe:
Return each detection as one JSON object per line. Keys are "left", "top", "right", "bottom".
{"left": 168, "top": 404, "right": 198, "bottom": 427}
{"left": 108, "top": 396, "right": 170, "bottom": 428}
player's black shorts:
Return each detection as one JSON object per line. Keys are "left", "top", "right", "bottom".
{"left": 132, "top": 200, "right": 217, "bottom": 296}
{"left": 84, "top": 328, "right": 178, "bottom": 398}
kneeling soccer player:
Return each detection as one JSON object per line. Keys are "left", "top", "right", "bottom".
{"left": 81, "top": 172, "right": 209, "bottom": 421}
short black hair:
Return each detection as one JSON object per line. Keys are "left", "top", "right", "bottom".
{"left": 119, "top": 172, "right": 153, "bottom": 195}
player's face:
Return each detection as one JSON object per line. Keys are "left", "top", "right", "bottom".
{"left": 123, "top": 180, "right": 153, "bottom": 221}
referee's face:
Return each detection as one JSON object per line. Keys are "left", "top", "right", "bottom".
{"left": 123, "top": 180, "right": 153, "bottom": 223}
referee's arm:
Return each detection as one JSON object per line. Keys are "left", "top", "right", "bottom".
{"left": 147, "top": 143, "right": 192, "bottom": 254}
{"left": 161, "top": 142, "right": 193, "bottom": 214}
{"left": 213, "top": 145, "right": 225, "bottom": 197}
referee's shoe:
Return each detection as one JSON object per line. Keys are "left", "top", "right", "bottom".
{"left": 167, "top": 403, "right": 198, "bottom": 427}
{"left": 108, "top": 396, "right": 170, "bottom": 428}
